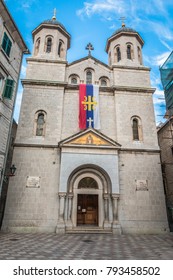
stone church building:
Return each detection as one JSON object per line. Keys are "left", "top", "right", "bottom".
{"left": 2, "top": 15, "right": 169, "bottom": 234}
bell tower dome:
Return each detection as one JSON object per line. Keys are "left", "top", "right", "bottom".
{"left": 106, "top": 23, "right": 144, "bottom": 67}
{"left": 32, "top": 12, "right": 71, "bottom": 61}
{"left": 25, "top": 12, "right": 71, "bottom": 82}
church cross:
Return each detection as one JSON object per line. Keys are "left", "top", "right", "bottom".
{"left": 52, "top": 8, "right": 57, "bottom": 20}
{"left": 85, "top": 43, "right": 94, "bottom": 56}
{"left": 119, "top": 17, "right": 126, "bottom": 27}
{"left": 82, "top": 96, "right": 97, "bottom": 111}
{"left": 87, "top": 117, "right": 94, "bottom": 127}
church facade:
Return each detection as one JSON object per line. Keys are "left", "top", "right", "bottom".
{"left": 2, "top": 16, "right": 169, "bottom": 234}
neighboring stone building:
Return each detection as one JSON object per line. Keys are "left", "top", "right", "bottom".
{"left": 157, "top": 117, "right": 173, "bottom": 231}
{"left": 0, "top": 119, "right": 17, "bottom": 227}
{"left": 2, "top": 15, "right": 169, "bottom": 234}
{"left": 0, "top": 0, "right": 29, "bottom": 194}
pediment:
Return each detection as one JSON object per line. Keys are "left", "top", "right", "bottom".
{"left": 59, "top": 128, "right": 121, "bottom": 149}
{"left": 68, "top": 55, "right": 110, "bottom": 70}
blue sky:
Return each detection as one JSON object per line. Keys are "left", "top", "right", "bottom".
{"left": 4, "top": 0, "right": 173, "bottom": 125}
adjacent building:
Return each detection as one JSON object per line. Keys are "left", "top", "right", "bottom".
{"left": 0, "top": 0, "right": 29, "bottom": 194}
{"left": 160, "top": 51, "right": 173, "bottom": 117}
{"left": 2, "top": 15, "right": 168, "bottom": 234}
{"left": 158, "top": 52, "right": 173, "bottom": 231}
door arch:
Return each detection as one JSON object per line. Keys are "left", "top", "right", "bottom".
{"left": 67, "top": 165, "right": 112, "bottom": 228}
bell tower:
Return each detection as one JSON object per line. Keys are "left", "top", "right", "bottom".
{"left": 32, "top": 10, "right": 70, "bottom": 61}
{"left": 25, "top": 12, "right": 71, "bottom": 82}
{"left": 106, "top": 23, "right": 151, "bottom": 88}
{"left": 106, "top": 22, "right": 144, "bottom": 68}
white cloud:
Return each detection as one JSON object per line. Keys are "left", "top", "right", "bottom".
{"left": 14, "top": 89, "right": 23, "bottom": 123}
{"left": 21, "top": 65, "right": 27, "bottom": 78}
{"left": 150, "top": 21, "right": 173, "bottom": 42}
{"left": 152, "top": 52, "right": 171, "bottom": 67}
{"left": 76, "top": 0, "right": 127, "bottom": 19}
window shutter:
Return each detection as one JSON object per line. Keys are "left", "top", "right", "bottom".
{"left": 3, "top": 79, "right": 14, "bottom": 99}
{"left": 2, "top": 32, "right": 12, "bottom": 57}
{"left": 6, "top": 40, "right": 12, "bottom": 56}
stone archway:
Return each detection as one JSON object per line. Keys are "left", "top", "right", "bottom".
{"left": 65, "top": 164, "right": 120, "bottom": 232}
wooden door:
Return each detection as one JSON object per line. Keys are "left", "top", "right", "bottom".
{"left": 77, "top": 194, "right": 98, "bottom": 225}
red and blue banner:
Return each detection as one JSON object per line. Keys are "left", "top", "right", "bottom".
{"left": 79, "top": 84, "right": 100, "bottom": 130}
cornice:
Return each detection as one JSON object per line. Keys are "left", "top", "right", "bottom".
{"left": 21, "top": 79, "right": 67, "bottom": 87}
{"left": 112, "top": 85, "right": 155, "bottom": 94}
{"left": 120, "top": 148, "right": 160, "bottom": 153}
{"left": 14, "top": 143, "right": 58, "bottom": 148}
{"left": 112, "top": 65, "right": 150, "bottom": 71}
{"left": 26, "top": 58, "right": 67, "bottom": 64}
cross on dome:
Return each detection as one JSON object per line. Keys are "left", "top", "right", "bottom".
{"left": 119, "top": 16, "right": 126, "bottom": 27}
{"left": 52, "top": 8, "right": 57, "bottom": 20}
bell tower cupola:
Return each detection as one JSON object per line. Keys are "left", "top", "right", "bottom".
{"left": 32, "top": 10, "right": 71, "bottom": 61}
{"left": 106, "top": 23, "right": 144, "bottom": 67}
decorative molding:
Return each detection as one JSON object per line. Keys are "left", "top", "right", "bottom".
{"left": 26, "top": 58, "right": 67, "bottom": 64}
{"left": 120, "top": 148, "right": 160, "bottom": 154}
{"left": 21, "top": 79, "right": 67, "bottom": 87}
{"left": 14, "top": 143, "right": 58, "bottom": 148}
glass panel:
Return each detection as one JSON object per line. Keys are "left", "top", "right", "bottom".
{"left": 71, "top": 77, "right": 77, "bottom": 84}
{"left": 46, "top": 38, "right": 52, "bottom": 53}
{"left": 78, "top": 177, "right": 98, "bottom": 189}
{"left": 117, "top": 47, "right": 121, "bottom": 62}
{"left": 127, "top": 45, "right": 131, "bottom": 59}
{"left": 86, "top": 71, "right": 92, "bottom": 84}
{"left": 133, "top": 119, "right": 139, "bottom": 140}
{"left": 58, "top": 41, "right": 62, "bottom": 55}
{"left": 101, "top": 79, "right": 107, "bottom": 86}
{"left": 36, "top": 113, "right": 44, "bottom": 136}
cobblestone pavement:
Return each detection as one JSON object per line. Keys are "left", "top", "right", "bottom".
{"left": 0, "top": 232, "right": 173, "bottom": 260}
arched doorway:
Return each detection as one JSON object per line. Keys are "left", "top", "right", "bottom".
{"left": 66, "top": 165, "right": 112, "bottom": 229}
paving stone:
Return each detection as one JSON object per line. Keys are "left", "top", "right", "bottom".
{"left": 0, "top": 232, "right": 173, "bottom": 259}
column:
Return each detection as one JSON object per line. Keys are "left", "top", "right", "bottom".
{"left": 56, "top": 192, "right": 66, "bottom": 234}
{"left": 67, "top": 193, "right": 73, "bottom": 222}
{"left": 112, "top": 194, "right": 119, "bottom": 223}
{"left": 103, "top": 194, "right": 110, "bottom": 228}
{"left": 59, "top": 192, "right": 66, "bottom": 221}
{"left": 111, "top": 194, "right": 122, "bottom": 234}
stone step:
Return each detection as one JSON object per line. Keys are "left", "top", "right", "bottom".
{"left": 66, "top": 227, "right": 112, "bottom": 234}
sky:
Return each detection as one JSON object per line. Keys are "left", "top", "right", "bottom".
{"left": 4, "top": 0, "right": 173, "bottom": 125}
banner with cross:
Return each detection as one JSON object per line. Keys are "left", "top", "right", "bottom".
{"left": 79, "top": 84, "right": 100, "bottom": 129}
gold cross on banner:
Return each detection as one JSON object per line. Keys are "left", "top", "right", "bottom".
{"left": 82, "top": 96, "right": 97, "bottom": 111}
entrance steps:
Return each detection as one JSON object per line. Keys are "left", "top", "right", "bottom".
{"left": 66, "top": 227, "right": 112, "bottom": 234}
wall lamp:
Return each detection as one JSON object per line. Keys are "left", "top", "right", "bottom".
{"left": 0, "top": 164, "right": 17, "bottom": 183}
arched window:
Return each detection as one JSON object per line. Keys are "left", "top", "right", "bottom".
{"left": 36, "top": 113, "right": 44, "bottom": 136}
{"left": 71, "top": 77, "right": 77, "bottom": 84}
{"left": 116, "top": 47, "right": 121, "bottom": 62}
{"left": 138, "top": 46, "right": 142, "bottom": 65}
{"left": 109, "top": 51, "right": 111, "bottom": 65}
{"left": 58, "top": 40, "right": 64, "bottom": 58}
{"left": 101, "top": 79, "right": 107, "bottom": 86}
{"left": 46, "top": 37, "right": 52, "bottom": 53}
{"left": 131, "top": 116, "right": 143, "bottom": 141}
{"left": 34, "top": 38, "right": 40, "bottom": 56}
{"left": 58, "top": 41, "right": 62, "bottom": 56}
{"left": 34, "top": 111, "right": 46, "bottom": 136}
{"left": 99, "top": 76, "right": 109, "bottom": 87}
{"left": 86, "top": 70, "right": 92, "bottom": 84}
{"left": 127, "top": 45, "right": 132, "bottom": 59}
{"left": 132, "top": 118, "right": 139, "bottom": 140}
